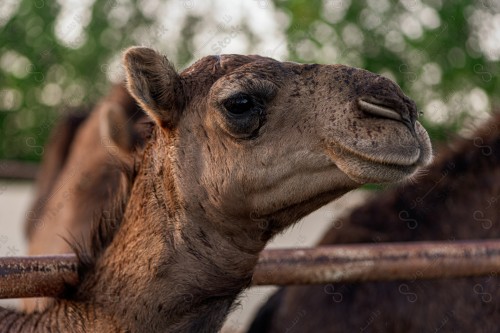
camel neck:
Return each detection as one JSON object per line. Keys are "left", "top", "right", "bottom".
{"left": 82, "top": 132, "right": 261, "bottom": 332}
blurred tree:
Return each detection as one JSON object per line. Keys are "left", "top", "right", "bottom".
{"left": 275, "top": 0, "right": 499, "bottom": 141}
{"left": 0, "top": 0, "right": 156, "bottom": 161}
{"left": 0, "top": 0, "right": 269, "bottom": 162}
{"left": 0, "top": 0, "right": 498, "bottom": 162}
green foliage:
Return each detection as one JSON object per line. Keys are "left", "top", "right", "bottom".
{"left": 0, "top": 0, "right": 498, "bottom": 161}
{"left": 0, "top": 0, "right": 155, "bottom": 161}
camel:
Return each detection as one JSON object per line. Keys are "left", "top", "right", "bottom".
{"left": 247, "top": 113, "right": 500, "bottom": 333}
{"left": 0, "top": 47, "right": 431, "bottom": 332}
{"left": 24, "top": 109, "right": 88, "bottom": 240}
{"left": 23, "top": 84, "right": 149, "bottom": 311}
{"left": 26, "top": 83, "right": 148, "bottom": 256}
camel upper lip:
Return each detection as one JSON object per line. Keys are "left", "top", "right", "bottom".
{"left": 357, "top": 99, "right": 403, "bottom": 121}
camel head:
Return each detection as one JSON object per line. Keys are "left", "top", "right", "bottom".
{"left": 123, "top": 47, "right": 431, "bottom": 245}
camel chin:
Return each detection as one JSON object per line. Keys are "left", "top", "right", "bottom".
{"left": 330, "top": 127, "right": 432, "bottom": 184}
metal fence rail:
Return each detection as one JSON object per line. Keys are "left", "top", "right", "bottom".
{"left": 253, "top": 240, "right": 500, "bottom": 285}
{"left": 1, "top": 240, "right": 500, "bottom": 299}
{"left": 0, "top": 160, "right": 38, "bottom": 180}
{"left": 0, "top": 255, "right": 78, "bottom": 299}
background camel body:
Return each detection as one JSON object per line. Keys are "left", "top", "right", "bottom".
{"left": 26, "top": 83, "right": 147, "bottom": 256}
{"left": 0, "top": 48, "right": 430, "bottom": 332}
{"left": 24, "top": 110, "right": 88, "bottom": 240}
{"left": 23, "top": 84, "right": 148, "bottom": 312}
{"left": 248, "top": 113, "right": 500, "bottom": 333}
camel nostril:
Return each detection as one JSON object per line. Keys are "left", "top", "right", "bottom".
{"left": 357, "top": 98, "right": 403, "bottom": 122}
{"left": 357, "top": 97, "right": 418, "bottom": 137}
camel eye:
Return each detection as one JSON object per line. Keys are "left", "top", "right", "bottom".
{"left": 223, "top": 93, "right": 255, "bottom": 116}
{"left": 216, "top": 91, "right": 266, "bottom": 139}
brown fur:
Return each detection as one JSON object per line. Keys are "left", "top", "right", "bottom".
{"left": 1, "top": 48, "right": 431, "bottom": 332}
{"left": 26, "top": 83, "right": 147, "bottom": 256}
{"left": 25, "top": 109, "right": 88, "bottom": 240}
{"left": 23, "top": 84, "right": 149, "bottom": 312}
{"left": 248, "top": 113, "right": 500, "bottom": 333}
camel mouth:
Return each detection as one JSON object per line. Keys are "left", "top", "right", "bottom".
{"left": 349, "top": 153, "right": 419, "bottom": 183}
{"left": 327, "top": 145, "right": 420, "bottom": 184}
{"left": 334, "top": 138, "right": 422, "bottom": 167}
{"left": 326, "top": 120, "right": 432, "bottom": 184}
{"left": 357, "top": 99, "right": 403, "bottom": 122}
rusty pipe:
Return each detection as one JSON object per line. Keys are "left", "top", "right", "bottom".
{"left": 0, "top": 255, "right": 78, "bottom": 299}
{"left": 253, "top": 240, "right": 500, "bottom": 285}
{"left": 2, "top": 240, "right": 500, "bottom": 298}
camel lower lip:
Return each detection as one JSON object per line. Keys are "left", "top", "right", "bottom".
{"left": 347, "top": 162, "right": 417, "bottom": 184}
{"left": 325, "top": 145, "right": 420, "bottom": 184}
{"left": 333, "top": 141, "right": 421, "bottom": 167}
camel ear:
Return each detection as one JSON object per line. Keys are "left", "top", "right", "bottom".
{"left": 123, "top": 47, "right": 183, "bottom": 128}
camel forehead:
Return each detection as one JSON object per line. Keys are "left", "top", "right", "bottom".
{"left": 181, "top": 54, "right": 283, "bottom": 78}
{"left": 180, "top": 54, "right": 335, "bottom": 82}
{"left": 219, "top": 54, "right": 281, "bottom": 69}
